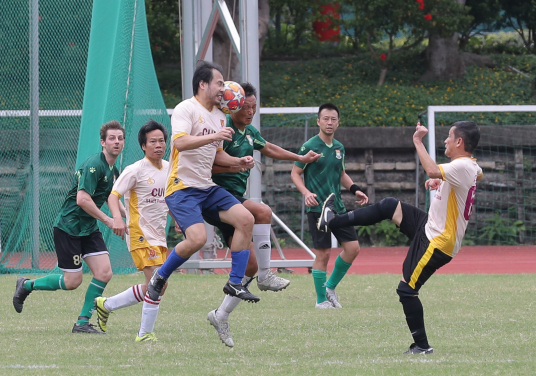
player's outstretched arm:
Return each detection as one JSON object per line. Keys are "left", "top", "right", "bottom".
{"left": 260, "top": 142, "right": 320, "bottom": 163}
{"left": 413, "top": 123, "right": 442, "bottom": 179}
{"left": 173, "top": 127, "right": 234, "bottom": 152}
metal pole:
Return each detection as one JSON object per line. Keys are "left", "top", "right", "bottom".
{"left": 30, "top": 0, "right": 40, "bottom": 269}
{"left": 181, "top": 0, "right": 195, "bottom": 99}
{"left": 300, "top": 118, "right": 308, "bottom": 240}
{"left": 241, "top": 0, "right": 262, "bottom": 203}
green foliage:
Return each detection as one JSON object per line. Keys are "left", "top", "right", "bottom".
{"left": 146, "top": 0, "right": 181, "bottom": 64}
{"left": 258, "top": 53, "right": 536, "bottom": 127}
{"left": 373, "top": 220, "right": 410, "bottom": 246}
{"left": 460, "top": 0, "right": 503, "bottom": 50}
{"left": 499, "top": 0, "right": 536, "bottom": 54}
{"left": 478, "top": 210, "right": 526, "bottom": 245}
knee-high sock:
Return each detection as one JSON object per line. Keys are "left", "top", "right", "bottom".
{"left": 312, "top": 269, "right": 327, "bottom": 304}
{"left": 326, "top": 255, "right": 352, "bottom": 290}
{"left": 329, "top": 198, "right": 398, "bottom": 229}
{"left": 216, "top": 276, "right": 252, "bottom": 321}
{"left": 400, "top": 295, "right": 429, "bottom": 348}
{"left": 27, "top": 274, "right": 67, "bottom": 291}
{"left": 104, "top": 284, "right": 144, "bottom": 311}
{"left": 253, "top": 224, "right": 272, "bottom": 281}
{"left": 158, "top": 249, "right": 188, "bottom": 279}
{"left": 229, "top": 250, "right": 249, "bottom": 284}
{"left": 77, "top": 278, "right": 106, "bottom": 324}
{"left": 138, "top": 293, "right": 161, "bottom": 337}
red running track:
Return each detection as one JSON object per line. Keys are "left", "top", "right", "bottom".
{"left": 271, "top": 246, "right": 536, "bottom": 275}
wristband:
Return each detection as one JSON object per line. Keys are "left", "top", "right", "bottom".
{"left": 350, "top": 184, "right": 362, "bottom": 195}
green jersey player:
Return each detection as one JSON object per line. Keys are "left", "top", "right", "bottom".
{"left": 13, "top": 120, "right": 125, "bottom": 334}
{"left": 205, "top": 82, "right": 320, "bottom": 347}
{"left": 291, "top": 102, "right": 368, "bottom": 309}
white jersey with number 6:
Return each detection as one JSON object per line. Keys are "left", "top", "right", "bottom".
{"left": 111, "top": 158, "right": 169, "bottom": 251}
{"left": 426, "top": 157, "right": 482, "bottom": 257}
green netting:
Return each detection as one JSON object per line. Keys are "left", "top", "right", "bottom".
{"left": 0, "top": 0, "right": 171, "bottom": 274}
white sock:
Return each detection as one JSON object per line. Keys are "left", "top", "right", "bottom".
{"left": 104, "top": 284, "right": 144, "bottom": 311}
{"left": 216, "top": 295, "right": 241, "bottom": 321}
{"left": 138, "top": 293, "right": 161, "bottom": 337}
{"left": 253, "top": 224, "right": 272, "bottom": 281}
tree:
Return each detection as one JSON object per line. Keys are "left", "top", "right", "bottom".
{"left": 499, "top": 0, "right": 536, "bottom": 54}
{"left": 343, "top": 0, "right": 428, "bottom": 85}
{"left": 459, "top": 0, "right": 502, "bottom": 51}
{"left": 419, "top": 0, "right": 472, "bottom": 81}
{"left": 213, "top": 0, "right": 270, "bottom": 82}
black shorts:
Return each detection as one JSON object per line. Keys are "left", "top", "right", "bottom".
{"left": 53, "top": 227, "right": 109, "bottom": 272}
{"left": 307, "top": 212, "right": 358, "bottom": 249}
{"left": 399, "top": 203, "right": 452, "bottom": 291}
{"left": 202, "top": 196, "right": 247, "bottom": 247}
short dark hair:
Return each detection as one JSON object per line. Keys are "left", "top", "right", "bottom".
{"left": 240, "top": 82, "right": 257, "bottom": 98}
{"left": 100, "top": 120, "right": 125, "bottom": 141}
{"left": 452, "top": 121, "right": 480, "bottom": 154}
{"left": 138, "top": 120, "right": 168, "bottom": 151}
{"left": 192, "top": 60, "right": 224, "bottom": 95}
{"left": 318, "top": 102, "right": 339, "bottom": 118}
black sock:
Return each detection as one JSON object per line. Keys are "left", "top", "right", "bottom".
{"left": 329, "top": 202, "right": 385, "bottom": 229}
{"left": 400, "top": 295, "right": 429, "bottom": 349}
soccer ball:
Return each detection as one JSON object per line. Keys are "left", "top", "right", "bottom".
{"left": 218, "top": 81, "right": 245, "bottom": 114}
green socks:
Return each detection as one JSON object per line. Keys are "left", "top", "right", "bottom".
{"left": 326, "top": 255, "right": 352, "bottom": 290}
{"left": 25, "top": 274, "right": 67, "bottom": 291}
{"left": 77, "top": 278, "right": 107, "bottom": 325}
{"left": 312, "top": 269, "right": 328, "bottom": 304}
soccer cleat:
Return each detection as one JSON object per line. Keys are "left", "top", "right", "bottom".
{"left": 317, "top": 193, "right": 336, "bottom": 232}
{"left": 72, "top": 322, "right": 105, "bottom": 334}
{"left": 223, "top": 281, "right": 260, "bottom": 303}
{"left": 257, "top": 270, "right": 290, "bottom": 292}
{"left": 147, "top": 268, "right": 167, "bottom": 301}
{"left": 13, "top": 277, "right": 31, "bottom": 313}
{"left": 403, "top": 343, "right": 434, "bottom": 354}
{"left": 94, "top": 297, "right": 111, "bottom": 332}
{"left": 207, "top": 309, "right": 234, "bottom": 348}
{"left": 315, "top": 300, "right": 335, "bottom": 309}
{"left": 326, "top": 288, "right": 342, "bottom": 308}
{"left": 135, "top": 332, "right": 158, "bottom": 342}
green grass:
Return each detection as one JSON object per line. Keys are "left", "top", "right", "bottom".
{"left": 1, "top": 273, "right": 536, "bottom": 375}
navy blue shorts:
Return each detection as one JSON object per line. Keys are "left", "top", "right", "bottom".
{"left": 166, "top": 186, "right": 240, "bottom": 233}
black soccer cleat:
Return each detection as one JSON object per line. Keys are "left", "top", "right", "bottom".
{"left": 72, "top": 322, "right": 105, "bottom": 334}
{"left": 223, "top": 281, "right": 260, "bottom": 303}
{"left": 147, "top": 268, "right": 167, "bottom": 301}
{"left": 317, "top": 193, "right": 336, "bottom": 232}
{"left": 403, "top": 343, "right": 434, "bottom": 354}
{"left": 13, "top": 277, "right": 31, "bottom": 313}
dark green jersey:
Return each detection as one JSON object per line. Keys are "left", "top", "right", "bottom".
{"left": 295, "top": 135, "right": 346, "bottom": 213}
{"left": 212, "top": 115, "right": 266, "bottom": 197}
{"left": 54, "top": 152, "right": 119, "bottom": 236}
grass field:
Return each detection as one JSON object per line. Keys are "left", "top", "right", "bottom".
{"left": 2, "top": 273, "right": 536, "bottom": 375}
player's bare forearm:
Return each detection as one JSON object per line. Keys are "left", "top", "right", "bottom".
{"left": 290, "top": 166, "right": 308, "bottom": 196}
{"left": 107, "top": 193, "right": 123, "bottom": 219}
{"left": 414, "top": 139, "right": 442, "bottom": 179}
{"left": 77, "top": 190, "right": 112, "bottom": 227}
{"left": 173, "top": 134, "right": 217, "bottom": 152}
{"left": 340, "top": 171, "right": 354, "bottom": 190}
{"left": 261, "top": 142, "right": 300, "bottom": 161}
{"left": 214, "top": 150, "right": 241, "bottom": 167}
